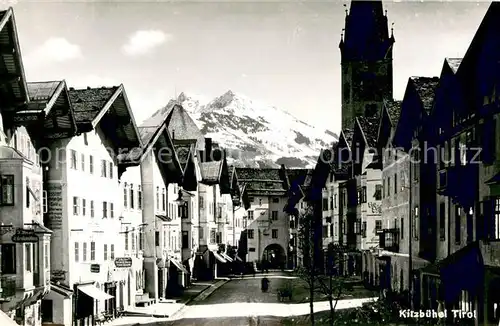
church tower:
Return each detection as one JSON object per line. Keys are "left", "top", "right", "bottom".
{"left": 339, "top": 0, "right": 395, "bottom": 128}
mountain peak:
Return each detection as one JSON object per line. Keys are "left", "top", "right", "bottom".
{"left": 211, "top": 89, "right": 238, "bottom": 109}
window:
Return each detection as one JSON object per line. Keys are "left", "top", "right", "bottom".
{"left": 101, "top": 160, "right": 107, "bottom": 177}
{"left": 387, "top": 177, "right": 391, "bottom": 197}
{"left": 102, "top": 201, "right": 108, "bottom": 218}
{"left": 272, "top": 197, "right": 279, "bottom": 203}
{"left": 90, "top": 200, "right": 94, "bottom": 218}
{"left": 139, "top": 231, "right": 144, "bottom": 250}
{"left": 375, "top": 220, "right": 382, "bottom": 231}
{"left": 110, "top": 244, "right": 115, "bottom": 260}
{"left": 109, "top": 162, "right": 113, "bottom": 179}
{"left": 81, "top": 154, "right": 85, "bottom": 171}
{"left": 90, "top": 242, "right": 95, "bottom": 261}
{"left": 25, "top": 243, "right": 32, "bottom": 272}
{"left": 155, "top": 231, "right": 160, "bottom": 246}
{"left": 495, "top": 198, "right": 500, "bottom": 240}
{"left": 123, "top": 186, "right": 128, "bottom": 208}
{"left": 354, "top": 219, "right": 361, "bottom": 234}
{"left": 440, "top": 202, "right": 446, "bottom": 241}
{"left": 249, "top": 197, "right": 254, "bottom": 203}
{"left": 210, "top": 229, "right": 216, "bottom": 244}
{"left": 334, "top": 194, "right": 337, "bottom": 208}
{"left": 180, "top": 203, "right": 188, "bottom": 218}
{"left": 323, "top": 198, "right": 328, "bottom": 211}
{"left": 82, "top": 199, "right": 86, "bottom": 216}
{"left": 83, "top": 133, "right": 88, "bottom": 146}
{"left": 248, "top": 229, "right": 254, "bottom": 239}
{"left": 104, "top": 244, "right": 108, "bottom": 260}
{"left": 83, "top": 242, "right": 87, "bottom": 262}
{"left": 401, "top": 217, "right": 404, "bottom": 239}
{"left": 1, "top": 244, "right": 16, "bottom": 273}
{"left": 394, "top": 174, "right": 398, "bottom": 194}
{"left": 128, "top": 185, "right": 134, "bottom": 209}
{"left": 455, "top": 206, "right": 461, "bottom": 244}
{"left": 89, "top": 155, "right": 94, "bottom": 174}
{"left": 110, "top": 203, "right": 114, "bottom": 218}
{"left": 271, "top": 211, "right": 278, "bottom": 220}
{"left": 182, "top": 231, "right": 189, "bottom": 249}
{"left": 74, "top": 242, "right": 79, "bottom": 262}
{"left": 164, "top": 189, "right": 169, "bottom": 212}
{"left": 248, "top": 210, "right": 254, "bottom": 220}
{"left": 44, "top": 243, "right": 49, "bottom": 268}
{"left": 73, "top": 197, "right": 80, "bottom": 215}
{"left": 272, "top": 229, "right": 278, "bottom": 239}
{"left": 125, "top": 227, "right": 129, "bottom": 251}
{"left": 199, "top": 197, "right": 204, "bottom": 208}
{"left": 43, "top": 190, "right": 48, "bottom": 213}
{"left": 362, "top": 221, "right": 367, "bottom": 237}
{"left": 131, "top": 233, "right": 136, "bottom": 251}
{"left": 413, "top": 206, "right": 419, "bottom": 240}
{"left": 362, "top": 186, "right": 367, "bottom": 203}
{"left": 138, "top": 186, "right": 142, "bottom": 209}
{"left": 70, "top": 150, "right": 77, "bottom": 169}
{"left": 0, "top": 175, "right": 15, "bottom": 205}
{"left": 156, "top": 187, "right": 160, "bottom": 210}
{"left": 374, "top": 185, "right": 382, "bottom": 200}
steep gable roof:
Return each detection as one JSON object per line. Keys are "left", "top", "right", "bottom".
{"left": 165, "top": 101, "right": 205, "bottom": 149}
{"left": 13, "top": 80, "right": 78, "bottom": 142}
{"left": 0, "top": 7, "right": 29, "bottom": 112}
{"left": 410, "top": 76, "right": 440, "bottom": 114}
{"left": 356, "top": 115, "right": 379, "bottom": 148}
{"left": 68, "top": 85, "right": 142, "bottom": 155}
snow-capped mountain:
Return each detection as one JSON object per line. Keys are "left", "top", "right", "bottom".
{"left": 177, "top": 90, "right": 338, "bottom": 168}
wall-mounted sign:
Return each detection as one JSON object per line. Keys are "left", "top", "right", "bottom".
{"left": 90, "top": 264, "right": 100, "bottom": 273}
{"left": 114, "top": 257, "right": 132, "bottom": 268}
{"left": 11, "top": 229, "right": 38, "bottom": 243}
{"left": 51, "top": 270, "right": 66, "bottom": 282}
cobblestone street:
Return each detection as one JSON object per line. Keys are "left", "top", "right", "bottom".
{"left": 162, "top": 272, "right": 376, "bottom": 326}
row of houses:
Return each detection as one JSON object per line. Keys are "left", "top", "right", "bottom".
{"left": 288, "top": 1, "right": 500, "bottom": 325}
{"left": 0, "top": 7, "right": 255, "bottom": 326}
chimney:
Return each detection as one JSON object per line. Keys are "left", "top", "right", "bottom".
{"left": 205, "top": 138, "right": 212, "bottom": 162}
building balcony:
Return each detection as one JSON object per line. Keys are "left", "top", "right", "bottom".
{"left": 378, "top": 228, "right": 400, "bottom": 252}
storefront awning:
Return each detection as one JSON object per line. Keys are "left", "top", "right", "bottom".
{"left": 170, "top": 258, "right": 189, "bottom": 274}
{"left": 221, "top": 253, "right": 233, "bottom": 262}
{"left": 0, "top": 310, "right": 19, "bottom": 326}
{"left": 211, "top": 250, "right": 227, "bottom": 263}
{"left": 78, "top": 284, "right": 113, "bottom": 301}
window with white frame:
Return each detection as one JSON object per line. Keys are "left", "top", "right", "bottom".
{"left": 90, "top": 200, "right": 94, "bottom": 218}
{"left": 81, "top": 154, "right": 85, "bottom": 171}
{"left": 101, "top": 160, "right": 107, "bottom": 177}
{"left": 73, "top": 197, "right": 80, "bottom": 215}
{"left": 0, "top": 174, "right": 14, "bottom": 206}
{"left": 89, "top": 155, "right": 94, "bottom": 174}
{"left": 83, "top": 242, "right": 87, "bottom": 262}
{"left": 123, "top": 184, "right": 128, "bottom": 208}
{"left": 70, "top": 150, "right": 77, "bottom": 169}
{"left": 74, "top": 242, "right": 79, "bottom": 262}
{"left": 82, "top": 199, "right": 86, "bottom": 216}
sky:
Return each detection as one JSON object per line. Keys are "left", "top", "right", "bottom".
{"left": 2, "top": 0, "right": 492, "bottom": 133}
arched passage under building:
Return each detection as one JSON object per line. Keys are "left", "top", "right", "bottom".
{"left": 262, "top": 244, "right": 286, "bottom": 270}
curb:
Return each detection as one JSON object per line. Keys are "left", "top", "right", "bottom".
{"left": 191, "top": 278, "right": 230, "bottom": 302}
{"left": 168, "top": 278, "right": 230, "bottom": 320}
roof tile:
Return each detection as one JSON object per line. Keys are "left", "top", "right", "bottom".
{"left": 68, "top": 87, "right": 118, "bottom": 124}
{"left": 27, "top": 81, "right": 61, "bottom": 103}
{"left": 235, "top": 168, "right": 282, "bottom": 181}
{"left": 357, "top": 115, "right": 380, "bottom": 148}
{"left": 384, "top": 99, "right": 402, "bottom": 125}
{"left": 410, "top": 76, "right": 440, "bottom": 113}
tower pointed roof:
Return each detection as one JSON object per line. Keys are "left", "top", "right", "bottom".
{"left": 340, "top": 0, "right": 394, "bottom": 62}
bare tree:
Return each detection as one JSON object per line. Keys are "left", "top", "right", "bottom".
{"left": 296, "top": 206, "right": 352, "bottom": 326}
{"left": 296, "top": 204, "right": 317, "bottom": 325}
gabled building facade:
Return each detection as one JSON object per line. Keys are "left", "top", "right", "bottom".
{"left": 0, "top": 8, "right": 56, "bottom": 326}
